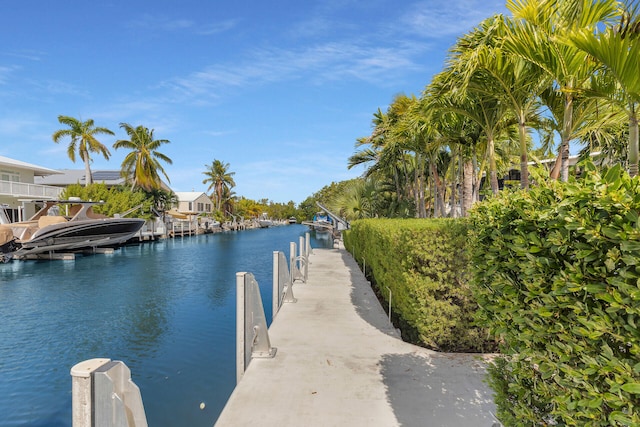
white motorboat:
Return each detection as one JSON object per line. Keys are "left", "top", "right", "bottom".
{"left": 0, "top": 199, "right": 145, "bottom": 261}
{"left": 257, "top": 213, "right": 273, "bottom": 228}
{"left": 311, "top": 212, "right": 333, "bottom": 233}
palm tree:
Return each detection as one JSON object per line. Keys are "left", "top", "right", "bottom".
{"left": 52, "top": 116, "right": 114, "bottom": 186}
{"left": 570, "top": 4, "right": 640, "bottom": 176}
{"left": 427, "top": 68, "right": 514, "bottom": 196}
{"left": 202, "top": 160, "right": 236, "bottom": 212}
{"left": 113, "top": 123, "right": 172, "bottom": 191}
{"left": 502, "top": 0, "right": 618, "bottom": 181}
{"left": 451, "top": 15, "right": 546, "bottom": 189}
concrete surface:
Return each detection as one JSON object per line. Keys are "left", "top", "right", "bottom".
{"left": 214, "top": 244, "right": 499, "bottom": 427}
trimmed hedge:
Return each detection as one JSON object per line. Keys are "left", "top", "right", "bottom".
{"left": 343, "top": 218, "right": 495, "bottom": 353}
{"left": 469, "top": 164, "right": 640, "bottom": 426}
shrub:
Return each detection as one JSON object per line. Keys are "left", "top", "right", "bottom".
{"left": 469, "top": 163, "right": 640, "bottom": 426}
{"left": 344, "top": 218, "right": 495, "bottom": 353}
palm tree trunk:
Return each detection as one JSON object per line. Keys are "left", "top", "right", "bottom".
{"left": 462, "top": 159, "right": 473, "bottom": 216}
{"left": 629, "top": 103, "right": 639, "bottom": 178}
{"left": 415, "top": 153, "right": 427, "bottom": 218}
{"left": 518, "top": 114, "right": 529, "bottom": 190}
{"left": 458, "top": 155, "right": 463, "bottom": 215}
{"left": 488, "top": 136, "right": 499, "bottom": 195}
{"left": 560, "top": 93, "right": 574, "bottom": 182}
{"left": 83, "top": 155, "right": 93, "bottom": 186}
{"left": 449, "top": 150, "right": 457, "bottom": 217}
{"left": 473, "top": 151, "right": 488, "bottom": 201}
{"left": 431, "top": 161, "right": 443, "bottom": 218}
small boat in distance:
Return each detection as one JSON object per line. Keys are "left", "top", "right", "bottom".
{"left": 0, "top": 199, "right": 145, "bottom": 262}
{"left": 288, "top": 217, "right": 297, "bottom": 224}
{"left": 258, "top": 213, "right": 273, "bottom": 228}
{"left": 310, "top": 212, "right": 333, "bottom": 234}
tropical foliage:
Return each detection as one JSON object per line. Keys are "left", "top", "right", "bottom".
{"left": 344, "top": 218, "right": 496, "bottom": 352}
{"left": 113, "top": 123, "right": 173, "bottom": 191}
{"left": 327, "top": 0, "right": 640, "bottom": 219}
{"left": 52, "top": 115, "right": 114, "bottom": 186}
{"left": 469, "top": 162, "right": 640, "bottom": 426}
{"left": 202, "top": 159, "right": 236, "bottom": 212}
{"left": 60, "top": 183, "right": 160, "bottom": 219}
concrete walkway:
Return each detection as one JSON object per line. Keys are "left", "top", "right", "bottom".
{"left": 214, "top": 244, "right": 499, "bottom": 427}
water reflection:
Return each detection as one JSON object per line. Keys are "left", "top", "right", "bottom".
{"left": 0, "top": 224, "right": 319, "bottom": 427}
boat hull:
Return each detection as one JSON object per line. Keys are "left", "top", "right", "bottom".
{"left": 15, "top": 218, "right": 145, "bottom": 256}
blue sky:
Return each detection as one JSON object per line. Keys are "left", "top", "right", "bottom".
{"left": 0, "top": 0, "right": 507, "bottom": 204}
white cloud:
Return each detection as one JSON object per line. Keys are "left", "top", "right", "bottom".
{"left": 401, "top": 0, "right": 506, "bottom": 38}
{"left": 197, "top": 19, "right": 239, "bottom": 36}
{"left": 0, "top": 66, "right": 16, "bottom": 85}
{"left": 163, "top": 40, "right": 427, "bottom": 102}
{"left": 129, "top": 14, "right": 238, "bottom": 36}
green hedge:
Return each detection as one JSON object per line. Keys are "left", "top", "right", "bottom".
{"left": 343, "top": 218, "right": 495, "bottom": 353}
{"left": 469, "top": 164, "right": 640, "bottom": 426}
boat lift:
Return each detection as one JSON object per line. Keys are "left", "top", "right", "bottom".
{"left": 315, "top": 202, "right": 350, "bottom": 231}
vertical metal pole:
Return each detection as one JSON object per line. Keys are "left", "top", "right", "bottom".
{"left": 70, "top": 358, "right": 111, "bottom": 427}
{"left": 289, "top": 242, "right": 296, "bottom": 281}
{"left": 299, "top": 236, "right": 304, "bottom": 259}
{"left": 387, "top": 287, "right": 393, "bottom": 325}
{"left": 236, "top": 272, "right": 246, "bottom": 384}
{"left": 299, "top": 236, "right": 307, "bottom": 280}
{"left": 272, "top": 251, "right": 279, "bottom": 322}
{"left": 305, "top": 232, "right": 311, "bottom": 255}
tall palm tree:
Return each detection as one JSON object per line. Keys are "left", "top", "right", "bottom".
{"left": 502, "top": 0, "right": 618, "bottom": 181}
{"left": 570, "top": 4, "right": 640, "bottom": 176}
{"left": 202, "top": 160, "right": 236, "bottom": 212}
{"left": 113, "top": 123, "right": 172, "bottom": 191}
{"left": 52, "top": 116, "right": 114, "bottom": 186}
{"left": 427, "top": 68, "right": 514, "bottom": 196}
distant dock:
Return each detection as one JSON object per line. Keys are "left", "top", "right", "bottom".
{"left": 215, "top": 244, "right": 498, "bottom": 427}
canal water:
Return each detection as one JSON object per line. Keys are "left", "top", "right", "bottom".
{"left": 0, "top": 224, "right": 333, "bottom": 427}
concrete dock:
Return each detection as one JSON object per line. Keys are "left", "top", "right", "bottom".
{"left": 214, "top": 244, "right": 498, "bottom": 427}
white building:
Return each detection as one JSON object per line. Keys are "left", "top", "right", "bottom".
{"left": 173, "top": 192, "right": 213, "bottom": 215}
{"left": 0, "top": 155, "right": 62, "bottom": 220}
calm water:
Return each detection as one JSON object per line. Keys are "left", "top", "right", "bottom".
{"left": 0, "top": 225, "right": 332, "bottom": 427}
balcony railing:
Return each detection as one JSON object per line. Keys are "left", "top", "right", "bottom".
{"left": 0, "top": 180, "right": 62, "bottom": 199}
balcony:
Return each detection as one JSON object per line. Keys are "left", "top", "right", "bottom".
{"left": 0, "top": 180, "right": 63, "bottom": 199}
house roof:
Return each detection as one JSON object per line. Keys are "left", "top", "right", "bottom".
{"left": 35, "top": 169, "right": 126, "bottom": 186}
{"left": 174, "top": 191, "right": 210, "bottom": 202}
{"left": 34, "top": 169, "right": 172, "bottom": 191}
{"left": 0, "top": 155, "right": 61, "bottom": 176}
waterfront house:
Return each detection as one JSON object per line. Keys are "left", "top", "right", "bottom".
{"left": 0, "top": 155, "right": 62, "bottom": 220}
{"left": 173, "top": 192, "right": 213, "bottom": 215}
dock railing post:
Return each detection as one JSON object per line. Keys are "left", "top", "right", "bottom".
{"left": 236, "top": 272, "right": 246, "bottom": 384}
{"left": 299, "top": 236, "right": 308, "bottom": 281}
{"left": 71, "top": 358, "right": 111, "bottom": 427}
{"left": 305, "top": 232, "right": 312, "bottom": 255}
{"left": 272, "top": 251, "right": 279, "bottom": 322}
{"left": 71, "top": 358, "right": 148, "bottom": 427}
{"left": 237, "top": 272, "right": 277, "bottom": 384}
{"left": 273, "top": 251, "right": 296, "bottom": 321}
{"left": 290, "top": 242, "right": 305, "bottom": 283}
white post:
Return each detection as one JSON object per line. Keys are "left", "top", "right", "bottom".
{"left": 236, "top": 272, "right": 246, "bottom": 384}
{"left": 289, "top": 241, "right": 296, "bottom": 280}
{"left": 272, "top": 251, "right": 279, "bottom": 321}
{"left": 299, "top": 236, "right": 308, "bottom": 280}
{"left": 305, "top": 232, "right": 311, "bottom": 255}
{"left": 70, "top": 358, "right": 111, "bottom": 427}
